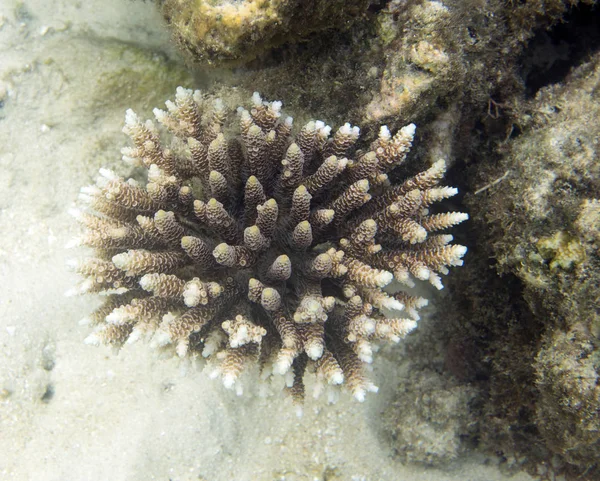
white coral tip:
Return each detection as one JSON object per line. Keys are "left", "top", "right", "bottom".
{"left": 405, "top": 319, "right": 418, "bottom": 333}
{"left": 175, "top": 86, "right": 192, "bottom": 102}
{"left": 368, "top": 383, "right": 379, "bottom": 394}
{"left": 376, "top": 270, "right": 393, "bottom": 287}
{"left": 284, "top": 370, "right": 294, "bottom": 388}
{"left": 222, "top": 373, "right": 236, "bottom": 390}
{"left": 99, "top": 287, "right": 128, "bottom": 296}
{"left": 383, "top": 298, "right": 404, "bottom": 311}
{"left": 414, "top": 266, "right": 430, "bottom": 280}
{"left": 305, "top": 343, "right": 324, "bottom": 361}
{"left": 429, "top": 272, "right": 444, "bottom": 290}
{"left": 126, "top": 329, "right": 142, "bottom": 345}
{"left": 401, "top": 123, "right": 416, "bottom": 138}
{"left": 138, "top": 274, "right": 154, "bottom": 291}
{"left": 144, "top": 119, "right": 156, "bottom": 132}
{"left": 229, "top": 325, "right": 249, "bottom": 348}
{"left": 105, "top": 308, "right": 126, "bottom": 325}
{"left": 77, "top": 194, "right": 91, "bottom": 204}
{"left": 330, "top": 371, "right": 344, "bottom": 385}
{"left": 84, "top": 332, "right": 101, "bottom": 346}
{"left": 163, "top": 100, "right": 176, "bottom": 114}
{"left": 111, "top": 252, "right": 131, "bottom": 270}
{"left": 359, "top": 353, "right": 373, "bottom": 364}
{"left": 274, "top": 354, "right": 293, "bottom": 375}
{"left": 235, "top": 383, "right": 244, "bottom": 397}
{"left": 147, "top": 163, "right": 162, "bottom": 181}
{"left": 340, "top": 123, "right": 353, "bottom": 135}
{"left": 124, "top": 108, "right": 139, "bottom": 127}
{"left": 252, "top": 91, "right": 262, "bottom": 106}
{"left": 176, "top": 340, "right": 188, "bottom": 358}
{"left": 153, "top": 108, "right": 167, "bottom": 122}
{"left": 327, "top": 386, "right": 340, "bottom": 404}
{"left": 379, "top": 125, "right": 391, "bottom": 140}
{"left": 80, "top": 185, "right": 101, "bottom": 196}
{"left": 454, "top": 245, "right": 468, "bottom": 259}
{"left": 364, "top": 318, "right": 376, "bottom": 335}
{"left": 353, "top": 388, "right": 366, "bottom": 403}
{"left": 183, "top": 280, "right": 201, "bottom": 307}
{"left": 432, "top": 158, "right": 446, "bottom": 171}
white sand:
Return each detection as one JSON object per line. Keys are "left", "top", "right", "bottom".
{"left": 0, "top": 1, "right": 534, "bottom": 480}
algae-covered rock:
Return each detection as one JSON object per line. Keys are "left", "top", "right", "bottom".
{"left": 536, "top": 326, "right": 600, "bottom": 468}
{"left": 483, "top": 51, "right": 600, "bottom": 299}
{"left": 463, "top": 51, "right": 600, "bottom": 475}
{"left": 158, "top": 0, "right": 372, "bottom": 65}
{"left": 215, "top": 0, "right": 596, "bottom": 144}
{"left": 153, "top": 0, "right": 595, "bottom": 137}
{"left": 365, "top": 0, "right": 597, "bottom": 126}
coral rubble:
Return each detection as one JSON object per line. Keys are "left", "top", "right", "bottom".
{"left": 69, "top": 87, "right": 467, "bottom": 403}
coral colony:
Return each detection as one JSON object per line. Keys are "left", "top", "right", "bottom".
{"left": 68, "top": 88, "right": 467, "bottom": 403}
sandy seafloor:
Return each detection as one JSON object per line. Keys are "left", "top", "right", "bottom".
{"left": 0, "top": 1, "right": 535, "bottom": 480}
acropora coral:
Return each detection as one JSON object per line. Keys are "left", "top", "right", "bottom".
{"left": 69, "top": 87, "right": 467, "bottom": 403}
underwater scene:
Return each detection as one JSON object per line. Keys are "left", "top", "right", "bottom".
{"left": 0, "top": 1, "right": 598, "bottom": 480}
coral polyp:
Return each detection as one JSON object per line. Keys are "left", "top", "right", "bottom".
{"left": 69, "top": 87, "right": 467, "bottom": 402}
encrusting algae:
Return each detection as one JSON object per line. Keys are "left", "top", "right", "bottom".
{"left": 68, "top": 87, "right": 467, "bottom": 405}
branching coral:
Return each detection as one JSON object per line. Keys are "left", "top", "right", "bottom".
{"left": 69, "top": 87, "right": 467, "bottom": 403}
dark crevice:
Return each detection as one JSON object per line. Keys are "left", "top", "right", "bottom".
{"left": 520, "top": 3, "right": 600, "bottom": 97}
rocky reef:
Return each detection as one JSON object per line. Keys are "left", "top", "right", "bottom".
{"left": 163, "top": 0, "right": 596, "bottom": 137}
{"left": 158, "top": 0, "right": 372, "bottom": 65}
{"left": 69, "top": 87, "right": 467, "bottom": 404}
{"left": 466, "top": 52, "right": 600, "bottom": 474}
